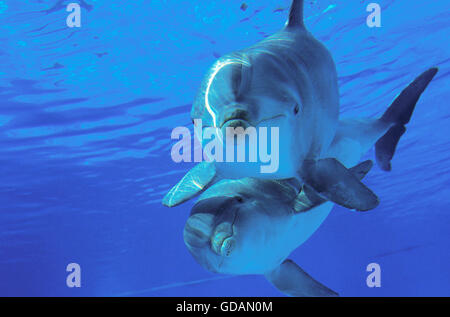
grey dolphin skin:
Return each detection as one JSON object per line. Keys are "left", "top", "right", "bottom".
{"left": 162, "top": 0, "right": 438, "bottom": 296}
{"left": 182, "top": 161, "right": 372, "bottom": 297}
{"left": 164, "top": 0, "right": 438, "bottom": 211}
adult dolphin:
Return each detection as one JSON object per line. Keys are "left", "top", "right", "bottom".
{"left": 191, "top": 0, "right": 339, "bottom": 180}
{"left": 165, "top": 0, "right": 438, "bottom": 211}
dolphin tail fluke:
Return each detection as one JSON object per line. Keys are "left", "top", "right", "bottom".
{"left": 162, "top": 162, "right": 217, "bottom": 207}
{"left": 376, "top": 67, "right": 438, "bottom": 171}
{"left": 287, "top": 0, "right": 305, "bottom": 29}
{"left": 265, "top": 259, "right": 338, "bottom": 297}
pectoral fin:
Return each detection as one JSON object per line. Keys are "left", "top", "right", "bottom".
{"left": 265, "top": 259, "right": 338, "bottom": 297}
{"left": 300, "top": 158, "right": 379, "bottom": 211}
{"left": 294, "top": 160, "right": 374, "bottom": 213}
{"left": 162, "top": 162, "right": 217, "bottom": 207}
{"left": 349, "top": 159, "right": 373, "bottom": 180}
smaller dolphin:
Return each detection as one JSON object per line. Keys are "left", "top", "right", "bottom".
{"left": 182, "top": 160, "right": 372, "bottom": 297}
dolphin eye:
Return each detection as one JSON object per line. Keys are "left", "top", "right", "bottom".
{"left": 294, "top": 103, "right": 300, "bottom": 115}
{"left": 235, "top": 196, "right": 244, "bottom": 203}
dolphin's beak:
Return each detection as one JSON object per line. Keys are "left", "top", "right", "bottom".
{"left": 187, "top": 196, "right": 239, "bottom": 255}
{"left": 221, "top": 119, "right": 250, "bottom": 130}
{"left": 220, "top": 109, "right": 252, "bottom": 129}
{"left": 211, "top": 222, "right": 236, "bottom": 257}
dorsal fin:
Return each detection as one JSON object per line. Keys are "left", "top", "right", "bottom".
{"left": 287, "top": 0, "right": 305, "bottom": 28}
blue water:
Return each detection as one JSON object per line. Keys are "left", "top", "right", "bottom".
{"left": 0, "top": 0, "right": 449, "bottom": 297}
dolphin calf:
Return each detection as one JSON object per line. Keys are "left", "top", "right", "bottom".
{"left": 182, "top": 160, "right": 373, "bottom": 297}
{"left": 164, "top": 0, "right": 438, "bottom": 211}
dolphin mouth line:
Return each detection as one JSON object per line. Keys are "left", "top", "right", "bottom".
{"left": 256, "top": 114, "right": 286, "bottom": 125}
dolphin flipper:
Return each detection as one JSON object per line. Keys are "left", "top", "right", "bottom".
{"left": 300, "top": 158, "right": 379, "bottom": 211}
{"left": 376, "top": 67, "right": 438, "bottom": 171}
{"left": 162, "top": 162, "right": 217, "bottom": 207}
{"left": 265, "top": 259, "right": 338, "bottom": 297}
{"left": 294, "top": 160, "right": 374, "bottom": 213}
{"left": 349, "top": 159, "right": 373, "bottom": 179}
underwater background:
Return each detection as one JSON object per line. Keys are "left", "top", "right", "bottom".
{"left": 0, "top": 0, "right": 449, "bottom": 296}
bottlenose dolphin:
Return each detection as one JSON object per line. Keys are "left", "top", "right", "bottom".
{"left": 165, "top": 0, "right": 438, "bottom": 211}
{"left": 182, "top": 160, "right": 373, "bottom": 297}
